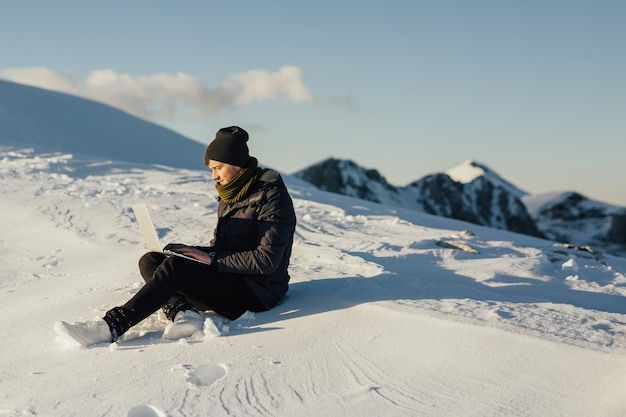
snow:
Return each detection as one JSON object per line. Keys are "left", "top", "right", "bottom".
{"left": 446, "top": 159, "right": 485, "bottom": 183}
{"left": 522, "top": 192, "right": 568, "bottom": 217}
{"left": 447, "top": 159, "right": 528, "bottom": 199}
{"left": 2, "top": 146, "right": 626, "bottom": 417}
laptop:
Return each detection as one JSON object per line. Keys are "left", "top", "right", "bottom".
{"left": 132, "top": 203, "right": 210, "bottom": 265}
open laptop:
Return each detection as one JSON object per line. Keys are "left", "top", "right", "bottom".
{"left": 132, "top": 203, "right": 210, "bottom": 265}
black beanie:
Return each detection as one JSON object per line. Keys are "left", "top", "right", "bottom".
{"left": 204, "top": 126, "right": 251, "bottom": 167}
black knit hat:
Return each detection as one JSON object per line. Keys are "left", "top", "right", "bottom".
{"left": 204, "top": 126, "right": 251, "bottom": 167}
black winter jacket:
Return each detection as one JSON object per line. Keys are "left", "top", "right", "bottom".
{"left": 210, "top": 168, "right": 296, "bottom": 309}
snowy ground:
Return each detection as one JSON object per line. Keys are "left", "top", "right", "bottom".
{"left": 2, "top": 147, "right": 626, "bottom": 417}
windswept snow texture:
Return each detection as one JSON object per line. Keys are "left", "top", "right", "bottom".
{"left": 1, "top": 147, "right": 626, "bottom": 416}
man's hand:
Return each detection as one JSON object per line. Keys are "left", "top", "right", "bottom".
{"left": 164, "top": 244, "right": 213, "bottom": 264}
{"left": 163, "top": 243, "right": 187, "bottom": 252}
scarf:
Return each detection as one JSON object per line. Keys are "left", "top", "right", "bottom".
{"left": 215, "top": 157, "right": 263, "bottom": 204}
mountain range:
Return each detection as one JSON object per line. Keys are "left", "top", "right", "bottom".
{"left": 1, "top": 79, "right": 624, "bottom": 258}
{"left": 294, "top": 158, "right": 626, "bottom": 258}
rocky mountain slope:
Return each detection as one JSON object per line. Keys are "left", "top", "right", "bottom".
{"left": 295, "top": 158, "right": 626, "bottom": 257}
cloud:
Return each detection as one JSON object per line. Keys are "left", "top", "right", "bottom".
{"left": 0, "top": 66, "right": 317, "bottom": 121}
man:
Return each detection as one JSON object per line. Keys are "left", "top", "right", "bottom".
{"left": 55, "top": 126, "right": 297, "bottom": 346}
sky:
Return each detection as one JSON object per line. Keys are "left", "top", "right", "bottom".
{"left": 1, "top": 1, "right": 625, "bottom": 205}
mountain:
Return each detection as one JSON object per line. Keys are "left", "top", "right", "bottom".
{"left": 295, "top": 158, "right": 626, "bottom": 257}
{"left": 0, "top": 79, "right": 207, "bottom": 169}
{"left": 292, "top": 158, "right": 399, "bottom": 203}
{"left": 447, "top": 158, "right": 528, "bottom": 199}
{"left": 295, "top": 158, "right": 542, "bottom": 237}
{"left": 525, "top": 191, "right": 626, "bottom": 256}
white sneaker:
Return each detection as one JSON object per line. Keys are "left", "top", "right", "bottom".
{"left": 54, "top": 318, "right": 113, "bottom": 346}
{"left": 163, "top": 310, "right": 204, "bottom": 340}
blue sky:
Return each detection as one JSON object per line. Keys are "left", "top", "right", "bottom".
{"left": 1, "top": 1, "right": 625, "bottom": 205}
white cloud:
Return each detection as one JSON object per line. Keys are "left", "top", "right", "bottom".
{"left": 1, "top": 67, "right": 80, "bottom": 94}
{"left": 221, "top": 66, "right": 315, "bottom": 106}
{"left": 0, "top": 66, "right": 316, "bottom": 121}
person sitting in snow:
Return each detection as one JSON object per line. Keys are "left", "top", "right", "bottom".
{"left": 54, "top": 126, "right": 297, "bottom": 345}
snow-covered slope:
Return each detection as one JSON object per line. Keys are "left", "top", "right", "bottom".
{"left": 2, "top": 147, "right": 626, "bottom": 416}
{"left": 0, "top": 79, "right": 207, "bottom": 170}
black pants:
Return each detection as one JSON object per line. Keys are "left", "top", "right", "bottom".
{"left": 120, "top": 252, "right": 265, "bottom": 325}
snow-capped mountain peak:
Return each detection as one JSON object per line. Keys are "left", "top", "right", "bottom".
{"left": 447, "top": 159, "right": 528, "bottom": 199}
{"left": 446, "top": 159, "right": 485, "bottom": 183}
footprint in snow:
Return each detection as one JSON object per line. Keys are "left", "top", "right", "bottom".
{"left": 188, "top": 363, "right": 227, "bottom": 387}
{"left": 127, "top": 404, "right": 168, "bottom": 417}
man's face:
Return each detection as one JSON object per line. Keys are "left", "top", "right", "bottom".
{"left": 207, "top": 160, "right": 242, "bottom": 185}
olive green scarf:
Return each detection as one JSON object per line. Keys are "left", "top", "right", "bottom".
{"left": 215, "top": 158, "right": 263, "bottom": 204}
